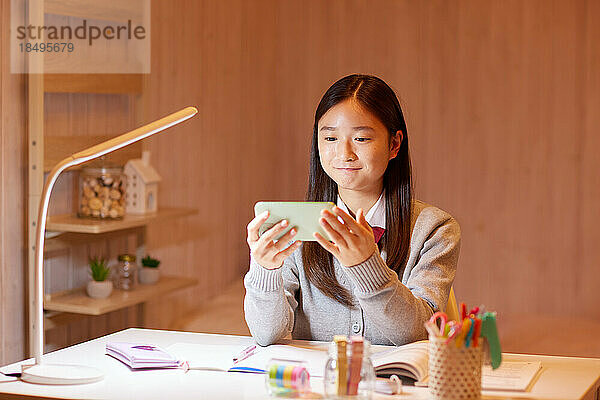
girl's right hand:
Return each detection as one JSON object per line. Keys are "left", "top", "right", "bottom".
{"left": 247, "top": 211, "right": 301, "bottom": 270}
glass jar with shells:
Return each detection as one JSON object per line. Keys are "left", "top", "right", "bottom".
{"left": 78, "top": 159, "right": 127, "bottom": 219}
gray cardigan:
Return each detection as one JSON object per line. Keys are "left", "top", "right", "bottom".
{"left": 243, "top": 200, "right": 460, "bottom": 346}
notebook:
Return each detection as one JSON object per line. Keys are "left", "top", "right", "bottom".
{"left": 481, "top": 361, "right": 542, "bottom": 391}
{"left": 168, "top": 342, "right": 329, "bottom": 376}
{"left": 106, "top": 342, "right": 182, "bottom": 369}
{"left": 170, "top": 341, "right": 431, "bottom": 381}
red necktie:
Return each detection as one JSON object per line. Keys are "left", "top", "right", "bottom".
{"left": 372, "top": 227, "right": 385, "bottom": 244}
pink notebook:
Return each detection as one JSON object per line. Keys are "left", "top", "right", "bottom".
{"left": 106, "top": 342, "right": 181, "bottom": 369}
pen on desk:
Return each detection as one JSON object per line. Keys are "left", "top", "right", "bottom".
{"left": 229, "top": 366, "right": 266, "bottom": 374}
{"left": 1, "top": 371, "right": 21, "bottom": 378}
{"left": 232, "top": 344, "right": 257, "bottom": 363}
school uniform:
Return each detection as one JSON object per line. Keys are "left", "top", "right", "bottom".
{"left": 244, "top": 193, "right": 460, "bottom": 346}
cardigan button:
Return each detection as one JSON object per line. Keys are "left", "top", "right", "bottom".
{"left": 352, "top": 322, "right": 360, "bottom": 334}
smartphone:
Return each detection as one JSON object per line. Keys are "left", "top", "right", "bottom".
{"left": 254, "top": 201, "right": 336, "bottom": 242}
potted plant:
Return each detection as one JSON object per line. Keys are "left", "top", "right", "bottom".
{"left": 139, "top": 255, "right": 161, "bottom": 284}
{"left": 86, "top": 257, "right": 113, "bottom": 298}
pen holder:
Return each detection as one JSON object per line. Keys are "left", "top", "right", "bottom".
{"left": 428, "top": 336, "right": 483, "bottom": 400}
{"left": 265, "top": 359, "right": 311, "bottom": 397}
{"left": 323, "top": 337, "right": 375, "bottom": 400}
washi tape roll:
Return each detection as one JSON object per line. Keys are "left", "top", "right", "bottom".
{"left": 266, "top": 361, "right": 310, "bottom": 393}
{"left": 276, "top": 365, "right": 285, "bottom": 387}
{"left": 283, "top": 365, "right": 294, "bottom": 388}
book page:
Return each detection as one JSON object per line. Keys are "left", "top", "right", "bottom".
{"left": 482, "top": 361, "right": 542, "bottom": 391}
{"left": 371, "top": 341, "right": 429, "bottom": 382}
{"left": 167, "top": 343, "right": 245, "bottom": 371}
{"left": 234, "top": 344, "right": 329, "bottom": 377}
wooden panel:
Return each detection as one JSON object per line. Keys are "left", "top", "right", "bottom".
{"left": 44, "top": 74, "right": 144, "bottom": 94}
{"left": 44, "top": 0, "right": 146, "bottom": 23}
{"left": 0, "top": 0, "right": 27, "bottom": 365}
{"left": 174, "top": 278, "right": 249, "bottom": 336}
{"left": 46, "top": 207, "right": 197, "bottom": 234}
{"left": 143, "top": 0, "right": 600, "bottom": 334}
{"left": 141, "top": 0, "right": 254, "bottom": 329}
{"left": 44, "top": 275, "right": 197, "bottom": 315}
{"left": 44, "top": 135, "right": 142, "bottom": 172}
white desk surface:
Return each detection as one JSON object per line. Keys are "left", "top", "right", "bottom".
{"left": 1, "top": 328, "right": 599, "bottom": 400}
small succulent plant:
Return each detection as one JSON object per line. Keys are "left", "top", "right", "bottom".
{"left": 141, "top": 255, "right": 161, "bottom": 268}
{"left": 89, "top": 256, "right": 111, "bottom": 282}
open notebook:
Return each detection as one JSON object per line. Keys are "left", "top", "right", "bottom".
{"left": 168, "top": 342, "right": 329, "bottom": 377}
{"left": 166, "top": 341, "right": 541, "bottom": 391}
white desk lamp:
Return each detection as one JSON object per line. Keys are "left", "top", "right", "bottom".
{"left": 22, "top": 106, "right": 198, "bottom": 385}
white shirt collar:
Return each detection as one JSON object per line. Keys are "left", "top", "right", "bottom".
{"left": 336, "top": 190, "right": 386, "bottom": 229}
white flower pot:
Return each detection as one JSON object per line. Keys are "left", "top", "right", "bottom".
{"left": 86, "top": 280, "right": 113, "bottom": 299}
{"left": 139, "top": 267, "right": 160, "bottom": 284}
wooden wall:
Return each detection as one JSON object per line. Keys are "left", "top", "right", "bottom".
{"left": 143, "top": 0, "right": 600, "bottom": 328}
{"left": 1, "top": 0, "right": 598, "bottom": 364}
{"left": 0, "top": 0, "right": 27, "bottom": 365}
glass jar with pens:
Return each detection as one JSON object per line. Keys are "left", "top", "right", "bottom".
{"left": 323, "top": 335, "right": 376, "bottom": 399}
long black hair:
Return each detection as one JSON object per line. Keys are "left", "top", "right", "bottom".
{"left": 302, "top": 74, "right": 413, "bottom": 306}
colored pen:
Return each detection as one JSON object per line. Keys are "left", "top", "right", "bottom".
{"left": 455, "top": 318, "right": 472, "bottom": 348}
{"left": 472, "top": 318, "right": 482, "bottom": 348}
{"left": 228, "top": 366, "right": 266, "bottom": 374}
{"left": 232, "top": 344, "right": 257, "bottom": 363}
{"left": 464, "top": 318, "right": 476, "bottom": 348}
{"left": 0, "top": 371, "right": 21, "bottom": 378}
{"left": 481, "top": 312, "right": 502, "bottom": 369}
{"left": 460, "top": 303, "right": 467, "bottom": 320}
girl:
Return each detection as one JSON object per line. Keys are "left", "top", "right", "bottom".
{"left": 244, "top": 74, "right": 460, "bottom": 346}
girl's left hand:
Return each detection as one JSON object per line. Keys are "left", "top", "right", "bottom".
{"left": 313, "top": 206, "right": 378, "bottom": 267}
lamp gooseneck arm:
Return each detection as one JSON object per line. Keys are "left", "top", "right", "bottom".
{"left": 33, "top": 157, "right": 78, "bottom": 364}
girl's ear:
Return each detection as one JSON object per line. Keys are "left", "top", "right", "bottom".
{"left": 389, "top": 130, "right": 403, "bottom": 160}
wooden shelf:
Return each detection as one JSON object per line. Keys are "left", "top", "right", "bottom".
{"left": 44, "top": 275, "right": 197, "bottom": 315}
{"left": 47, "top": 207, "right": 197, "bottom": 234}
{"left": 44, "top": 135, "right": 142, "bottom": 172}
{"left": 44, "top": 74, "right": 144, "bottom": 94}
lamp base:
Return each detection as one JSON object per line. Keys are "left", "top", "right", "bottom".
{"left": 21, "top": 364, "right": 104, "bottom": 385}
